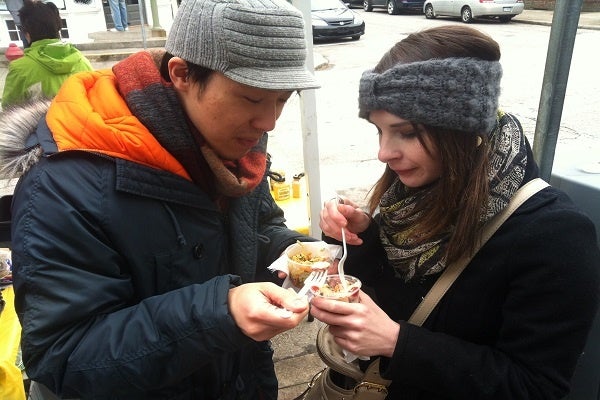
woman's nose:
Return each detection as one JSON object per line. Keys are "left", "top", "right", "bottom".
{"left": 378, "top": 135, "right": 398, "bottom": 163}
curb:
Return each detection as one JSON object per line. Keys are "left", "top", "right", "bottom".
{"left": 513, "top": 16, "right": 600, "bottom": 31}
{"left": 82, "top": 47, "right": 164, "bottom": 63}
{"left": 76, "top": 38, "right": 166, "bottom": 52}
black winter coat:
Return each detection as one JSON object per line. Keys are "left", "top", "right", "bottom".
{"left": 9, "top": 114, "right": 310, "bottom": 399}
{"left": 335, "top": 165, "right": 600, "bottom": 399}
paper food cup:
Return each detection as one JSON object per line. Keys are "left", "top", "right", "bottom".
{"left": 0, "top": 248, "right": 11, "bottom": 279}
{"left": 285, "top": 241, "right": 332, "bottom": 288}
{"left": 310, "top": 274, "right": 361, "bottom": 303}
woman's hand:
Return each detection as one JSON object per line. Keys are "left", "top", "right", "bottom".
{"left": 309, "top": 291, "right": 400, "bottom": 358}
{"left": 319, "top": 197, "right": 371, "bottom": 246}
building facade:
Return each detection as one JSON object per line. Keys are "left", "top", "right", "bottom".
{"left": 0, "top": 0, "right": 177, "bottom": 47}
{"left": 525, "top": 0, "right": 600, "bottom": 12}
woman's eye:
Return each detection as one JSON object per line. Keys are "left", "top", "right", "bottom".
{"left": 400, "top": 130, "right": 418, "bottom": 138}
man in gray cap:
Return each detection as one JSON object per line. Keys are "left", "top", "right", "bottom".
{"left": 1, "top": 0, "right": 319, "bottom": 399}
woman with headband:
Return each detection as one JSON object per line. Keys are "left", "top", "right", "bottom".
{"left": 311, "top": 25, "right": 600, "bottom": 399}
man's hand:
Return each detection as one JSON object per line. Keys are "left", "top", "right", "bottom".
{"left": 228, "top": 282, "right": 309, "bottom": 341}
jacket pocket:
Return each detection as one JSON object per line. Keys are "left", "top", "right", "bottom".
{"left": 154, "top": 241, "right": 224, "bottom": 294}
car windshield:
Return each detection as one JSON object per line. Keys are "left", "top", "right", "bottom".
{"left": 312, "top": 0, "right": 346, "bottom": 11}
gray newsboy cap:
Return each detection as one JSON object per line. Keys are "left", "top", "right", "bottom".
{"left": 165, "top": 0, "right": 320, "bottom": 91}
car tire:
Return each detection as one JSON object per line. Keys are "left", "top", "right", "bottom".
{"left": 363, "top": 0, "right": 373, "bottom": 11}
{"left": 351, "top": 35, "right": 361, "bottom": 40}
{"left": 424, "top": 4, "right": 435, "bottom": 19}
{"left": 499, "top": 15, "right": 513, "bottom": 22}
{"left": 461, "top": 6, "right": 473, "bottom": 23}
{"left": 387, "top": 0, "right": 399, "bottom": 15}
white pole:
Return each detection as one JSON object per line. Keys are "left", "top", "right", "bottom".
{"left": 291, "top": 0, "right": 322, "bottom": 239}
{"left": 138, "top": 0, "right": 148, "bottom": 49}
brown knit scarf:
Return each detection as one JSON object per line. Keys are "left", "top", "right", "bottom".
{"left": 112, "top": 50, "right": 267, "bottom": 198}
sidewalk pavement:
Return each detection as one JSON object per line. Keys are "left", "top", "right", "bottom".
{"left": 513, "top": 8, "right": 600, "bottom": 30}
{"left": 1, "top": 8, "right": 599, "bottom": 399}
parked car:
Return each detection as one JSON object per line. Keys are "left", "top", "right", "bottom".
{"left": 353, "top": 0, "right": 425, "bottom": 15}
{"left": 346, "top": 0, "right": 364, "bottom": 8}
{"left": 423, "top": 0, "right": 524, "bottom": 23}
{"left": 312, "top": 0, "right": 365, "bottom": 41}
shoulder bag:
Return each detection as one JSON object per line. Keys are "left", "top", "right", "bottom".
{"left": 296, "top": 178, "right": 549, "bottom": 400}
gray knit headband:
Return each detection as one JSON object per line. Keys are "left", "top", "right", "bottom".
{"left": 358, "top": 58, "right": 503, "bottom": 134}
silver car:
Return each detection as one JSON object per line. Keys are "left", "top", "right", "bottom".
{"left": 423, "top": 0, "right": 524, "bottom": 23}
{"left": 350, "top": 0, "right": 425, "bottom": 15}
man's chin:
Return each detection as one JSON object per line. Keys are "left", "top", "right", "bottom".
{"left": 218, "top": 149, "right": 250, "bottom": 162}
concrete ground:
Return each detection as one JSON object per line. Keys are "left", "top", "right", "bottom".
{"left": 1, "top": 8, "right": 599, "bottom": 398}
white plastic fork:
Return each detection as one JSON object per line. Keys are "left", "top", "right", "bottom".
{"left": 297, "top": 268, "right": 328, "bottom": 297}
{"left": 338, "top": 227, "right": 348, "bottom": 290}
{"left": 337, "top": 196, "right": 349, "bottom": 290}
{"left": 278, "top": 269, "right": 328, "bottom": 318}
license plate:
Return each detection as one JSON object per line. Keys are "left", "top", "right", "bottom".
{"left": 503, "top": 6, "right": 512, "bottom": 11}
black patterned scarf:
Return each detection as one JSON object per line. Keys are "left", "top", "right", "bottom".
{"left": 379, "top": 112, "right": 527, "bottom": 281}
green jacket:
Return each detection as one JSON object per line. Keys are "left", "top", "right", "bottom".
{"left": 1, "top": 38, "right": 92, "bottom": 108}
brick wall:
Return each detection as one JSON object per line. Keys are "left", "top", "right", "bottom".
{"left": 524, "top": 0, "right": 600, "bottom": 12}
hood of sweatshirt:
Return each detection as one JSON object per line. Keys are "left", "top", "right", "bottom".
{"left": 24, "top": 39, "right": 89, "bottom": 75}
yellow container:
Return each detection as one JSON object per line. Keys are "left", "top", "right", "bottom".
{"left": 273, "top": 180, "right": 290, "bottom": 201}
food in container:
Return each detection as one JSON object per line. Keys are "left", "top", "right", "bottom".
{"left": 285, "top": 241, "right": 332, "bottom": 288}
{"left": 310, "top": 274, "right": 361, "bottom": 303}
{"left": 0, "top": 248, "right": 11, "bottom": 279}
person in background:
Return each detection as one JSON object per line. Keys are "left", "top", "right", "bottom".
{"left": 0, "top": 0, "right": 319, "bottom": 398}
{"left": 1, "top": 0, "right": 93, "bottom": 109}
{"left": 313, "top": 25, "right": 600, "bottom": 399}
{"left": 5, "top": 0, "right": 28, "bottom": 48}
{"left": 108, "top": 0, "right": 128, "bottom": 31}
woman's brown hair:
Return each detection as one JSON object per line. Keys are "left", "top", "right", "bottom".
{"left": 366, "top": 25, "right": 501, "bottom": 264}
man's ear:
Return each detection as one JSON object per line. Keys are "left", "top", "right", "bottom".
{"left": 168, "top": 57, "right": 190, "bottom": 90}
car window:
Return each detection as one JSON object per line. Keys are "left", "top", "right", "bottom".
{"left": 312, "top": 0, "right": 346, "bottom": 11}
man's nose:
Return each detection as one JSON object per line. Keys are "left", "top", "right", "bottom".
{"left": 251, "top": 104, "right": 279, "bottom": 133}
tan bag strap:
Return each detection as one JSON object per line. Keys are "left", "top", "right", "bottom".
{"left": 357, "top": 358, "right": 392, "bottom": 395}
{"left": 408, "top": 178, "right": 549, "bottom": 327}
